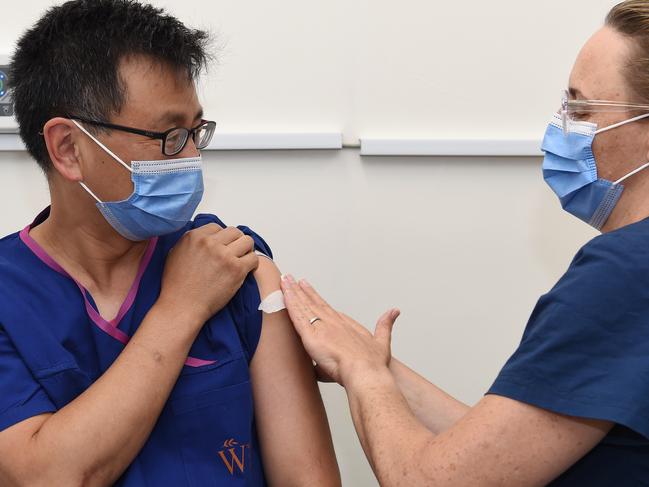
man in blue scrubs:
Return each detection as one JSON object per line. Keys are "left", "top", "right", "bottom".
{"left": 281, "top": 1, "right": 649, "bottom": 485}
{"left": 0, "top": 1, "right": 340, "bottom": 485}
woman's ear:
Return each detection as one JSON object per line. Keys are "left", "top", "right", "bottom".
{"left": 42, "top": 117, "right": 85, "bottom": 182}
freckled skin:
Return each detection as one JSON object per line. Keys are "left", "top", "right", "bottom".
{"left": 280, "top": 24, "right": 645, "bottom": 487}
{"left": 569, "top": 27, "right": 649, "bottom": 232}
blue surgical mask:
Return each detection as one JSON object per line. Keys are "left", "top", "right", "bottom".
{"left": 542, "top": 112, "right": 649, "bottom": 230}
{"left": 73, "top": 120, "right": 204, "bottom": 241}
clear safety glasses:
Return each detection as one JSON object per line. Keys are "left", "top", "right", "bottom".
{"left": 560, "top": 89, "right": 649, "bottom": 134}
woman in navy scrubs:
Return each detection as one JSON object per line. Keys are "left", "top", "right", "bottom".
{"left": 0, "top": 1, "right": 339, "bottom": 485}
{"left": 281, "top": 1, "right": 649, "bottom": 485}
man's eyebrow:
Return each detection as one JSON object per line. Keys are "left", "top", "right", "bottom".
{"left": 157, "top": 108, "right": 204, "bottom": 127}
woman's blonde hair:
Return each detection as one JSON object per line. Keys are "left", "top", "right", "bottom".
{"left": 607, "top": 1, "right": 649, "bottom": 102}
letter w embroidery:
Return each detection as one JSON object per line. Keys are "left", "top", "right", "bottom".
{"left": 218, "top": 439, "right": 249, "bottom": 475}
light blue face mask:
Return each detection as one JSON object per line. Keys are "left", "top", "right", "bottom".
{"left": 542, "top": 112, "right": 649, "bottom": 230}
{"left": 73, "top": 120, "right": 204, "bottom": 241}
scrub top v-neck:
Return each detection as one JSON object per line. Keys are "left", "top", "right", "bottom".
{"left": 0, "top": 207, "right": 272, "bottom": 486}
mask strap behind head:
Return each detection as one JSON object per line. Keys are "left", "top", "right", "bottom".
{"left": 71, "top": 119, "right": 133, "bottom": 173}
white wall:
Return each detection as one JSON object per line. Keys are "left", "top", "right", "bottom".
{"left": 0, "top": 0, "right": 614, "bottom": 485}
{"left": 0, "top": 1, "right": 617, "bottom": 142}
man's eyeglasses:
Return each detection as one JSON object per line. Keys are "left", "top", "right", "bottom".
{"left": 69, "top": 116, "right": 216, "bottom": 156}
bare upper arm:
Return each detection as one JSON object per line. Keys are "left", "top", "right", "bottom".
{"left": 250, "top": 258, "right": 340, "bottom": 486}
{"left": 0, "top": 414, "right": 51, "bottom": 486}
{"left": 425, "top": 394, "right": 613, "bottom": 486}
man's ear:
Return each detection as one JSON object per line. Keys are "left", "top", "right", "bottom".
{"left": 42, "top": 117, "right": 85, "bottom": 182}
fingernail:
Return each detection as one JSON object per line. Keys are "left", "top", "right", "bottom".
{"left": 286, "top": 274, "right": 296, "bottom": 284}
{"left": 301, "top": 279, "right": 311, "bottom": 287}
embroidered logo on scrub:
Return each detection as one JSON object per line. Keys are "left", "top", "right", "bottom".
{"left": 218, "top": 438, "right": 250, "bottom": 475}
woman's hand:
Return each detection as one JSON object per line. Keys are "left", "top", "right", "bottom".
{"left": 280, "top": 275, "right": 400, "bottom": 387}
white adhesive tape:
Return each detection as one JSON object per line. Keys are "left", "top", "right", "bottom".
{"left": 258, "top": 290, "right": 286, "bottom": 313}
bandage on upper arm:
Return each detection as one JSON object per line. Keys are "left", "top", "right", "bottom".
{"left": 254, "top": 251, "right": 286, "bottom": 314}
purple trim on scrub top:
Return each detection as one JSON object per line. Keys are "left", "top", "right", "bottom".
{"left": 19, "top": 225, "right": 69, "bottom": 276}
{"left": 19, "top": 221, "right": 216, "bottom": 368}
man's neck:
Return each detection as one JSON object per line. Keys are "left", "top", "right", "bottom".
{"left": 29, "top": 204, "right": 149, "bottom": 291}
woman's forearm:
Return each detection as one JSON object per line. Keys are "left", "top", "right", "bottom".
{"left": 346, "top": 366, "right": 437, "bottom": 487}
{"left": 25, "top": 301, "right": 201, "bottom": 486}
{"left": 390, "top": 358, "right": 470, "bottom": 434}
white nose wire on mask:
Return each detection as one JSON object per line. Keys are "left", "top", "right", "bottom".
{"left": 595, "top": 112, "right": 649, "bottom": 135}
{"left": 71, "top": 119, "right": 133, "bottom": 172}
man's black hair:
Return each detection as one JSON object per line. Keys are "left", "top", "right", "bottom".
{"left": 11, "top": 0, "right": 211, "bottom": 173}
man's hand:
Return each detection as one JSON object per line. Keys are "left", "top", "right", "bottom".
{"left": 280, "top": 275, "right": 400, "bottom": 387}
{"left": 160, "top": 224, "right": 259, "bottom": 325}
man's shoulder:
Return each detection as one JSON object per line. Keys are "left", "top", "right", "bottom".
{"left": 188, "top": 213, "right": 273, "bottom": 259}
{"left": 0, "top": 230, "right": 21, "bottom": 245}
{"left": 0, "top": 231, "right": 24, "bottom": 264}
{"left": 0, "top": 231, "right": 36, "bottom": 298}
{"left": 190, "top": 213, "right": 228, "bottom": 229}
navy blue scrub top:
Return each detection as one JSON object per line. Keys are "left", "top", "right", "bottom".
{"left": 489, "top": 217, "right": 649, "bottom": 486}
{"left": 0, "top": 208, "right": 271, "bottom": 486}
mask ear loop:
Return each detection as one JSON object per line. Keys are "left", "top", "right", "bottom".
{"left": 589, "top": 112, "right": 649, "bottom": 185}
{"left": 595, "top": 112, "right": 649, "bottom": 135}
{"left": 614, "top": 161, "right": 649, "bottom": 185}
{"left": 71, "top": 119, "right": 133, "bottom": 204}
{"left": 78, "top": 181, "right": 103, "bottom": 204}
{"left": 71, "top": 119, "right": 133, "bottom": 172}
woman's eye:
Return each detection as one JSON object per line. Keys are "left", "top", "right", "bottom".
{"left": 571, "top": 110, "right": 587, "bottom": 120}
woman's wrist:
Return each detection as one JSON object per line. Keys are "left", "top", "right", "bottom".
{"left": 342, "top": 360, "right": 395, "bottom": 394}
